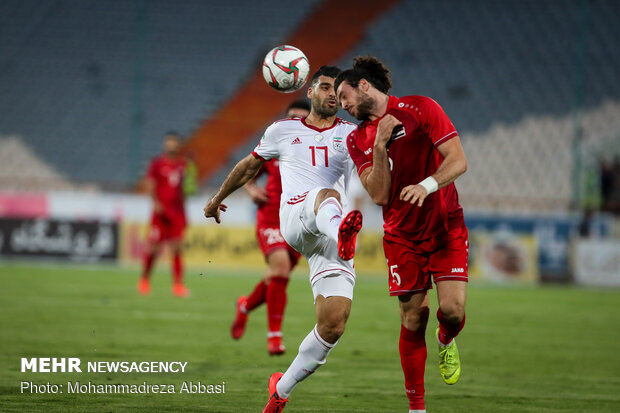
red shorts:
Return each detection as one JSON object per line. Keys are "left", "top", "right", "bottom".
{"left": 256, "top": 225, "right": 301, "bottom": 267}
{"left": 148, "top": 212, "right": 186, "bottom": 243}
{"left": 383, "top": 224, "right": 469, "bottom": 296}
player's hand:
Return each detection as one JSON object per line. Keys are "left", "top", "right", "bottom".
{"left": 400, "top": 184, "right": 428, "bottom": 207}
{"left": 203, "top": 199, "right": 228, "bottom": 224}
{"left": 375, "top": 115, "right": 402, "bottom": 147}
{"left": 246, "top": 185, "right": 269, "bottom": 205}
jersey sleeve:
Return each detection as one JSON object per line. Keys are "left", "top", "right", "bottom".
{"left": 146, "top": 159, "right": 157, "bottom": 180}
{"left": 421, "top": 97, "right": 458, "bottom": 147}
{"left": 252, "top": 123, "right": 280, "bottom": 161}
{"left": 346, "top": 130, "right": 372, "bottom": 175}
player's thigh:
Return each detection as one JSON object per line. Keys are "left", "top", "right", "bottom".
{"left": 315, "top": 294, "right": 351, "bottom": 324}
{"left": 429, "top": 225, "right": 469, "bottom": 283}
{"left": 383, "top": 237, "right": 431, "bottom": 296}
{"left": 265, "top": 248, "right": 293, "bottom": 277}
{"left": 435, "top": 280, "right": 467, "bottom": 319}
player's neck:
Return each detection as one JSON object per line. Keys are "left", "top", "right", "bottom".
{"left": 368, "top": 93, "right": 390, "bottom": 122}
{"left": 304, "top": 113, "right": 337, "bottom": 129}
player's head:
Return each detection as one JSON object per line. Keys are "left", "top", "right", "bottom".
{"left": 163, "top": 131, "right": 181, "bottom": 156}
{"left": 307, "top": 65, "right": 341, "bottom": 118}
{"left": 335, "top": 56, "right": 392, "bottom": 120}
{"left": 285, "top": 100, "right": 310, "bottom": 118}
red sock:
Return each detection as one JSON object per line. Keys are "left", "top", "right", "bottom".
{"left": 400, "top": 325, "right": 427, "bottom": 411}
{"left": 437, "top": 309, "right": 466, "bottom": 345}
{"left": 246, "top": 280, "right": 268, "bottom": 312}
{"left": 142, "top": 252, "right": 155, "bottom": 279}
{"left": 266, "top": 276, "right": 289, "bottom": 333}
{"left": 172, "top": 252, "right": 183, "bottom": 284}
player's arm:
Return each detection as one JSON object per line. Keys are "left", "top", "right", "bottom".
{"left": 243, "top": 170, "right": 269, "bottom": 205}
{"left": 400, "top": 136, "right": 467, "bottom": 206}
{"left": 204, "top": 154, "right": 265, "bottom": 223}
{"left": 359, "top": 115, "right": 401, "bottom": 206}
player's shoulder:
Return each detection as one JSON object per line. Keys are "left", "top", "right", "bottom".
{"left": 266, "top": 117, "right": 303, "bottom": 135}
{"left": 395, "top": 95, "right": 443, "bottom": 113}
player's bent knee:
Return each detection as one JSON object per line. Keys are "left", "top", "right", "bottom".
{"left": 400, "top": 306, "right": 429, "bottom": 332}
{"left": 439, "top": 302, "right": 465, "bottom": 323}
{"left": 317, "top": 320, "right": 346, "bottom": 344}
{"left": 314, "top": 188, "right": 342, "bottom": 213}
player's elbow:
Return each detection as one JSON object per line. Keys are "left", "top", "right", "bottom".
{"left": 371, "top": 192, "right": 389, "bottom": 206}
{"left": 458, "top": 158, "right": 467, "bottom": 176}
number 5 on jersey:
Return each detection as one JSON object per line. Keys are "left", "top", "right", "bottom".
{"left": 309, "top": 146, "right": 329, "bottom": 167}
{"left": 390, "top": 264, "right": 401, "bottom": 286}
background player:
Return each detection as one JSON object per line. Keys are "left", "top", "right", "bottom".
{"left": 336, "top": 56, "right": 469, "bottom": 413}
{"left": 204, "top": 66, "right": 362, "bottom": 413}
{"left": 231, "top": 100, "right": 310, "bottom": 356}
{"left": 138, "top": 132, "right": 191, "bottom": 298}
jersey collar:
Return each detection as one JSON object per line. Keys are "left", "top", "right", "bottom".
{"left": 301, "top": 117, "right": 340, "bottom": 132}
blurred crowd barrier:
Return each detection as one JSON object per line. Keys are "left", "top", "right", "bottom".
{"left": 1, "top": 191, "right": 618, "bottom": 285}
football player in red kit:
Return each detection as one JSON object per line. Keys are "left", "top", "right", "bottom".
{"left": 231, "top": 100, "right": 310, "bottom": 355}
{"left": 138, "top": 132, "right": 190, "bottom": 298}
{"left": 336, "top": 57, "right": 468, "bottom": 413}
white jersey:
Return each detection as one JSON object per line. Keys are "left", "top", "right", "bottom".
{"left": 252, "top": 117, "right": 357, "bottom": 206}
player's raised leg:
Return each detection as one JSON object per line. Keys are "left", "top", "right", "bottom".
{"left": 313, "top": 188, "right": 362, "bottom": 260}
{"left": 435, "top": 280, "right": 466, "bottom": 385}
{"left": 399, "top": 292, "right": 430, "bottom": 413}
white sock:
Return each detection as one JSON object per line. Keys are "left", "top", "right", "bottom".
{"left": 315, "top": 197, "right": 342, "bottom": 243}
{"left": 275, "top": 325, "right": 336, "bottom": 398}
{"left": 409, "top": 410, "right": 426, "bottom": 413}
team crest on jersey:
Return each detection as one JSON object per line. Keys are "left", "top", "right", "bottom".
{"left": 332, "top": 136, "right": 346, "bottom": 152}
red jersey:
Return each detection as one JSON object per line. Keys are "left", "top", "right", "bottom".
{"left": 147, "top": 155, "right": 187, "bottom": 217}
{"left": 347, "top": 95, "right": 464, "bottom": 241}
{"left": 254, "top": 159, "right": 282, "bottom": 228}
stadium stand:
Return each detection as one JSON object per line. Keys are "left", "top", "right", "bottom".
{"left": 1, "top": 0, "right": 619, "bottom": 213}
{"left": 0, "top": 0, "right": 322, "bottom": 189}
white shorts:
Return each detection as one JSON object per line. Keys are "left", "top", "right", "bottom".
{"left": 311, "top": 273, "right": 355, "bottom": 301}
{"left": 280, "top": 187, "right": 356, "bottom": 292}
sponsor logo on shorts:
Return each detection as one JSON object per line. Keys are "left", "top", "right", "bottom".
{"left": 451, "top": 268, "right": 465, "bottom": 273}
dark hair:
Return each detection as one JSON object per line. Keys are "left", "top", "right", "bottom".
{"left": 286, "top": 100, "right": 310, "bottom": 113}
{"left": 165, "top": 130, "right": 181, "bottom": 139}
{"left": 310, "top": 65, "right": 342, "bottom": 86}
{"left": 334, "top": 56, "right": 392, "bottom": 94}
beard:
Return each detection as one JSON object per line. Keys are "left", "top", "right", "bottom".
{"left": 312, "top": 97, "right": 339, "bottom": 117}
{"left": 352, "top": 91, "right": 375, "bottom": 121}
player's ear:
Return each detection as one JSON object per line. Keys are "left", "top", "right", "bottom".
{"left": 307, "top": 85, "right": 313, "bottom": 99}
{"left": 359, "top": 78, "right": 369, "bottom": 92}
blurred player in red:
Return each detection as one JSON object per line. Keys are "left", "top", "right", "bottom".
{"left": 336, "top": 56, "right": 469, "bottom": 413}
{"left": 138, "top": 132, "right": 191, "bottom": 298}
{"left": 232, "top": 100, "right": 310, "bottom": 356}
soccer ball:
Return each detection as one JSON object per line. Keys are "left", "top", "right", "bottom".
{"left": 262, "top": 45, "right": 310, "bottom": 93}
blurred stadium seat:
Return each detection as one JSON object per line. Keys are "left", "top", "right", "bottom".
{"left": 0, "top": 0, "right": 322, "bottom": 189}
{"left": 0, "top": 0, "right": 619, "bottom": 214}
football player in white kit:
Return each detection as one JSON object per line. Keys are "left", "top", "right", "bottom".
{"left": 204, "top": 66, "right": 362, "bottom": 413}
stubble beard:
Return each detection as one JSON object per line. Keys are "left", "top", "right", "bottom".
{"left": 353, "top": 90, "right": 375, "bottom": 121}
{"left": 312, "top": 97, "right": 339, "bottom": 118}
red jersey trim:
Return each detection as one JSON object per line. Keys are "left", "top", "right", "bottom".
{"left": 434, "top": 131, "right": 458, "bottom": 146}
{"left": 251, "top": 151, "right": 267, "bottom": 161}
{"left": 301, "top": 117, "right": 342, "bottom": 132}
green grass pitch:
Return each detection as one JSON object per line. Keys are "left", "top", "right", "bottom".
{"left": 1, "top": 262, "right": 619, "bottom": 412}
